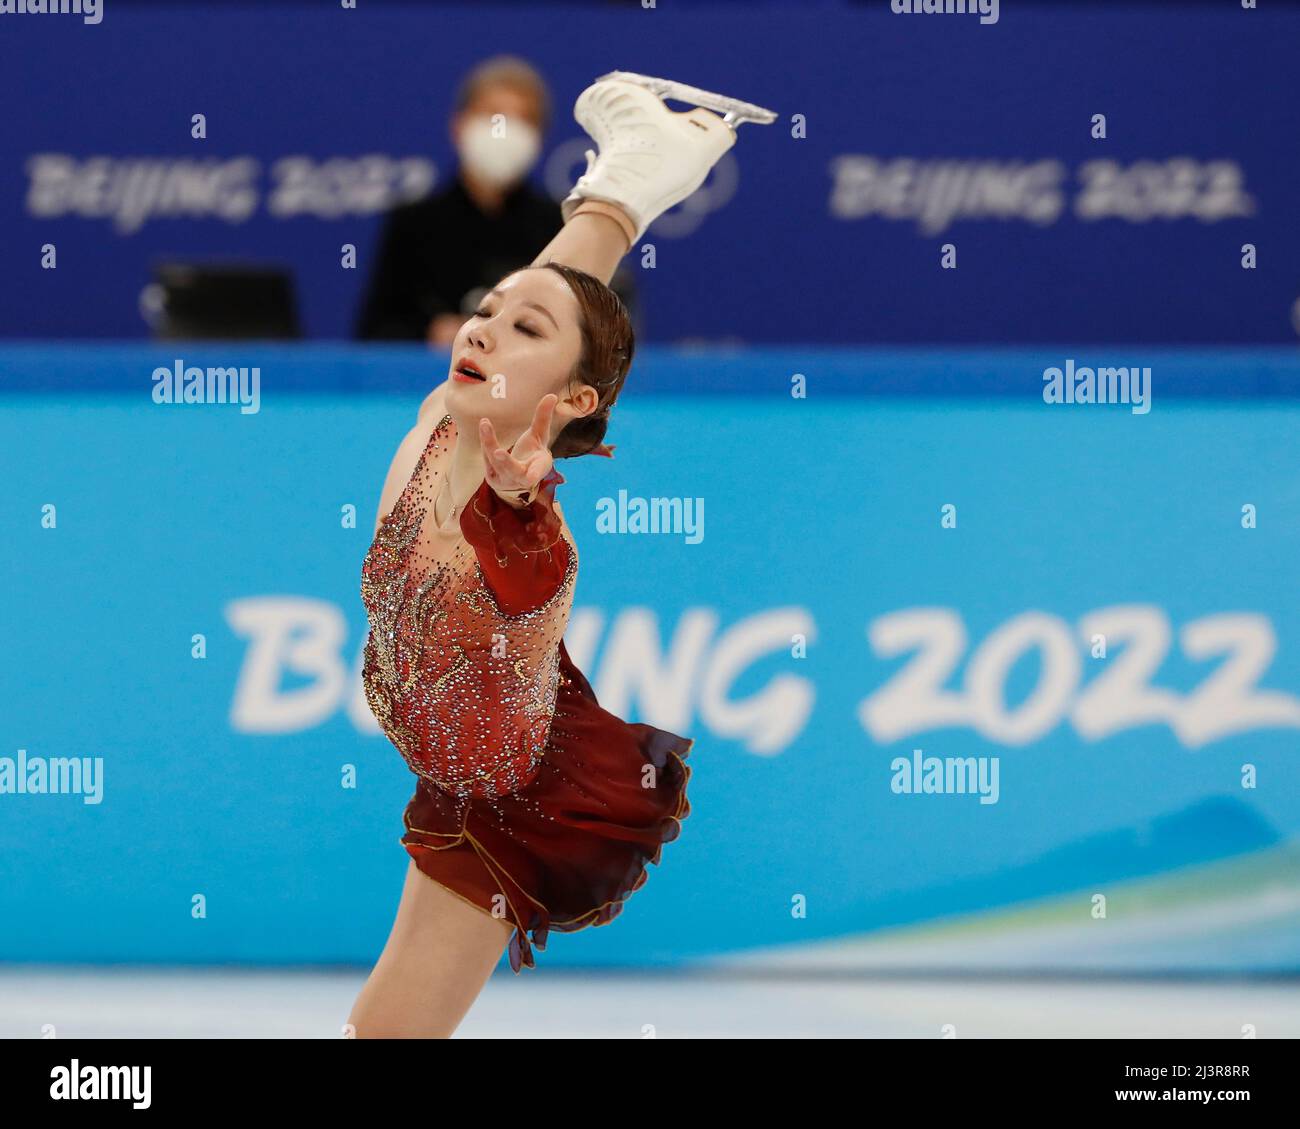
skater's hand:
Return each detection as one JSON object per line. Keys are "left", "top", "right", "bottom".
{"left": 479, "top": 395, "right": 558, "bottom": 506}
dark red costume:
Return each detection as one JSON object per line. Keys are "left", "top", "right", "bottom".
{"left": 361, "top": 412, "right": 693, "bottom": 972}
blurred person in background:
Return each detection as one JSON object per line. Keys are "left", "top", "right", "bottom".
{"left": 356, "top": 55, "right": 636, "bottom": 346}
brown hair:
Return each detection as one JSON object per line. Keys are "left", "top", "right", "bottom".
{"left": 528, "top": 261, "right": 634, "bottom": 460}
{"left": 454, "top": 55, "right": 552, "bottom": 134}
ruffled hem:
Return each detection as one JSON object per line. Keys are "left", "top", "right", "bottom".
{"left": 399, "top": 639, "right": 693, "bottom": 974}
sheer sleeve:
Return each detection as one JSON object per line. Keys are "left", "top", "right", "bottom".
{"left": 459, "top": 467, "right": 571, "bottom": 616}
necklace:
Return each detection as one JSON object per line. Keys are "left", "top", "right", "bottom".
{"left": 433, "top": 474, "right": 461, "bottom": 531}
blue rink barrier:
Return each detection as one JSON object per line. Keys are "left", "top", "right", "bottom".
{"left": 2, "top": 345, "right": 1299, "bottom": 972}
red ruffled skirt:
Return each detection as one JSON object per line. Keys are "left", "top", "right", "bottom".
{"left": 399, "top": 638, "right": 693, "bottom": 973}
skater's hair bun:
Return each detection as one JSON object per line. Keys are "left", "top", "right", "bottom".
{"left": 531, "top": 261, "right": 634, "bottom": 460}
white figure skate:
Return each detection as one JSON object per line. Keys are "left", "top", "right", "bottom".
{"left": 561, "top": 70, "right": 777, "bottom": 245}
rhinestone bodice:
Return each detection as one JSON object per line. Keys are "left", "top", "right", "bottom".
{"left": 361, "top": 412, "right": 577, "bottom": 800}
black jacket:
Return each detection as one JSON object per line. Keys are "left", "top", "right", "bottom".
{"left": 354, "top": 177, "right": 564, "bottom": 341}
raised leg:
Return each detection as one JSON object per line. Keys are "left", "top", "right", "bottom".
{"left": 591, "top": 70, "right": 777, "bottom": 128}
{"left": 557, "top": 72, "right": 772, "bottom": 247}
{"left": 530, "top": 207, "right": 633, "bottom": 286}
{"left": 527, "top": 70, "right": 775, "bottom": 286}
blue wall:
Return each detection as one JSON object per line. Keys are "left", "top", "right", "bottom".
{"left": 1, "top": 1, "right": 1297, "bottom": 344}
{"left": 3, "top": 344, "right": 1298, "bottom": 970}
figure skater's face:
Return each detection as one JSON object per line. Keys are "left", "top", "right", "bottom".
{"left": 445, "top": 268, "right": 599, "bottom": 446}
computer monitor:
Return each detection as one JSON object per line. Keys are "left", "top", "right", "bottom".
{"left": 150, "top": 263, "right": 300, "bottom": 340}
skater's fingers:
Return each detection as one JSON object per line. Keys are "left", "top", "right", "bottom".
{"left": 478, "top": 416, "right": 503, "bottom": 455}
{"left": 530, "top": 394, "right": 559, "bottom": 445}
{"left": 524, "top": 449, "right": 552, "bottom": 486}
{"left": 481, "top": 419, "right": 525, "bottom": 477}
{"left": 486, "top": 438, "right": 530, "bottom": 485}
{"left": 488, "top": 440, "right": 521, "bottom": 474}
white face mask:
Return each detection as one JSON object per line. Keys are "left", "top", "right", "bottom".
{"left": 457, "top": 113, "right": 541, "bottom": 188}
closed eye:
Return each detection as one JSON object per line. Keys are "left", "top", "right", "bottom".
{"left": 472, "top": 307, "right": 541, "bottom": 337}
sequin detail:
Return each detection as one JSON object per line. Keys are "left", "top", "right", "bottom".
{"left": 361, "top": 413, "right": 578, "bottom": 800}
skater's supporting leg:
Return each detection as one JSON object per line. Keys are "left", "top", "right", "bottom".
{"left": 530, "top": 202, "right": 634, "bottom": 286}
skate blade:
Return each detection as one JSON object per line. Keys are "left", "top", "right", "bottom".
{"left": 593, "top": 69, "right": 777, "bottom": 129}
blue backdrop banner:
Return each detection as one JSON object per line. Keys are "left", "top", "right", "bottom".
{"left": 2, "top": 344, "right": 1298, "bottom": 972}
{"left": 0, "top": 1, "right": 1297, "bottom": 345}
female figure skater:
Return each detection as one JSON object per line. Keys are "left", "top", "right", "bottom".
{"left": 348, "top": 71, "right": 774, "bottom": 1038}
